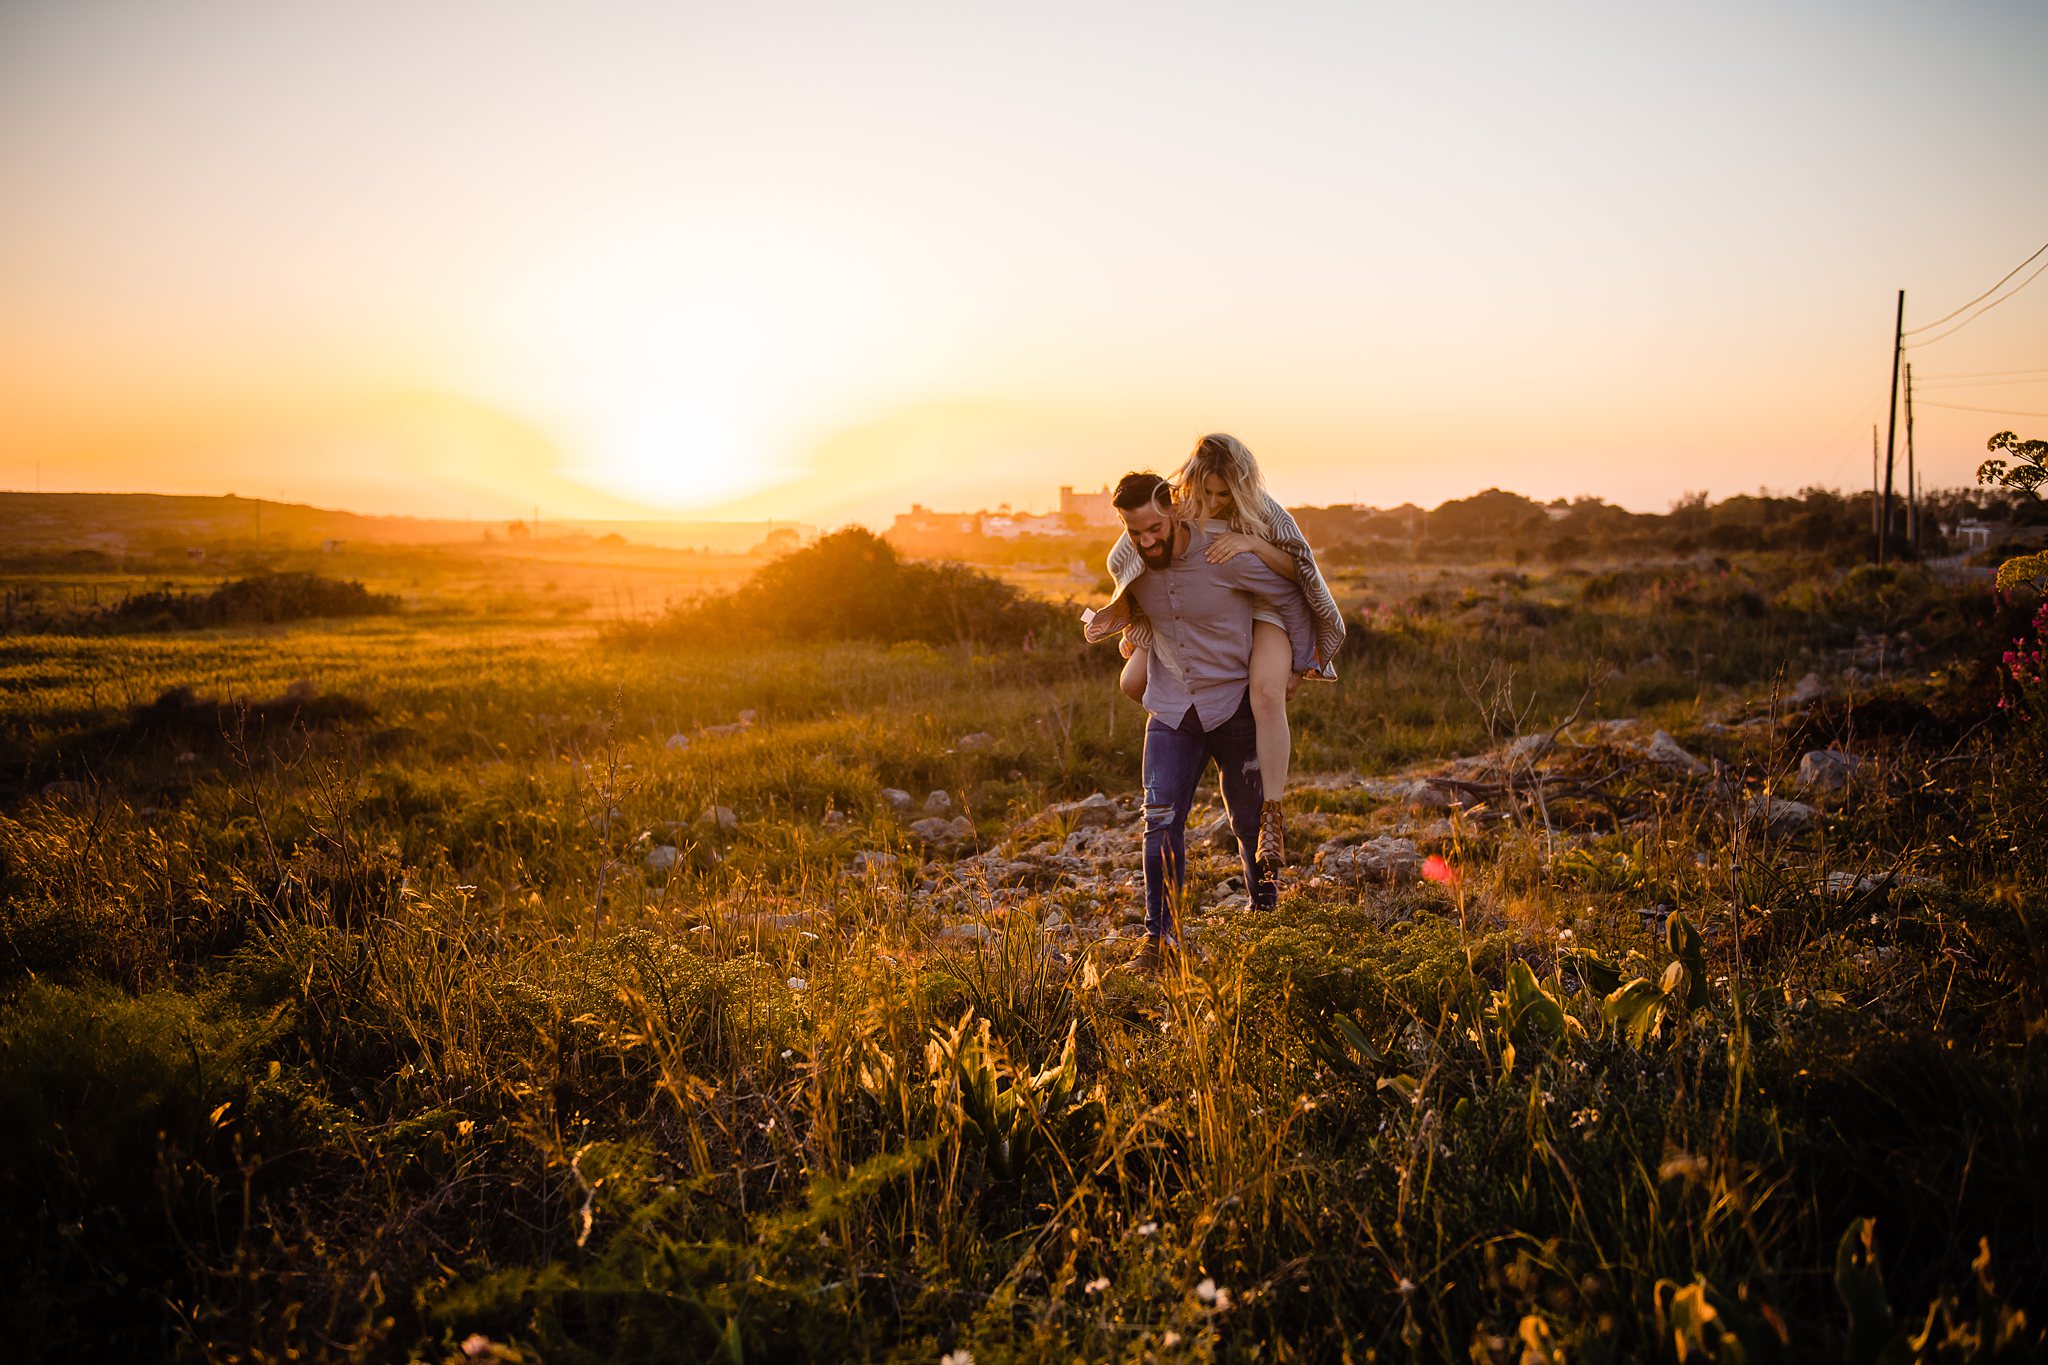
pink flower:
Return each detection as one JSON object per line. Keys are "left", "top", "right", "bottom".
{"left": 1422, "top": 855, "right": 1459, "bottom": 886}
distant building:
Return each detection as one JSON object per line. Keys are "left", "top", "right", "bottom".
{"left": 1060, "top": 485, "right": 1120, "bottom": 528}
{"left": 891, "top": 504, "right": 981, "bottom": 537}
{"left": 1953, "top": 518, "right": 1997, "bottom": 552}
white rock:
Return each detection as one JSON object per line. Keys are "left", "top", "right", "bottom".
{"left": 879, "top": 788, "right": 916, "bottom": 816}
{"left": 1502, "top": 733, "right": 1555, "bottom": 766}
{"left": 958, "top": 731, "right": 996, "bottom": 752}
{"left": 922, "top": 790, "right": 955, "bottom": 817}
{"left": 938, "top": 922, "right": 996, "bottom": 945}
{"left": 1748, "top": 795, "right": 1817, "bottom": 837}
{"left": 1825, "top": 869, "right": 1940, "bottom": 896}
{"left": 1404, "top": 780, "right": 1455, "bottom": 810}
{"left": 644, "top": 844, "right": 680, "bottom": 872}
{"left": 850, "top": 850, "right": 899, "bottom": 875}
{"left": 1051, "top": 793, "right": 1122, "bottom": 828}
{"left": 697, "top": 804, "right": 739, "bottom": 831}
{"left": 1790, "top": 672, "right": 1826, "bottom": 705}
{"left": 1644, "top": 731, "right": 1706, "bottom": 775}
{"left": 909, "top": 815, "right": 975, "bottom": 849}
{"left": 1798, "top": 750, "right": 1864, "bottom": 792}
{"left": 1318, "top": 835, "right": 1423, "bottom": 882}
{"left": 664, "top": 733, "right": 691, "bottom": 751}
{"left": 821, "top": 808, "right": 851, "bottom": 830}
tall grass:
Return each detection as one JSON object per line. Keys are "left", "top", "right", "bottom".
{"left": 0, "top": 556, "right": 2041, "bottom": 1361}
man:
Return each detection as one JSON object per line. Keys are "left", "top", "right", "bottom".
{"left": 1083, "top": 471, "right": 1317, "bottom": 973}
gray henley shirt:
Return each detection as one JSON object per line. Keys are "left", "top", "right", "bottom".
{"left": 1124, "top": 520, "right": 1317, "bottom": 730}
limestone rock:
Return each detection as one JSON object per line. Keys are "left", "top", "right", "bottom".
{"left": 938, "top": 922, "right": 996, "bottom": 946}
{"left": 1644, "top": 731, "right": 1706, "bottom": 776}
{"left": 664, "top": 733, "right": 691, "bottom": 751}
{"left": 1318, "top": 835, "right": 1423, "bottom": 883}
{"left": 644, "top": 844, "right": 681, "bottom": 872}
{"left": 850, "top": 850, "right": 900, "bottom": 875}
{"left": 879, "top": 788, "right": 916, "bottom": 816}
{"left": 909, "top": 815, "right": 975, "bottom": 850}
{"left": 922, "top": 790, "right": 956, "bottom": 817}
{"left": 1790, "top": 672, "right": 1826, "bottom": 706}
{"left": 1050, "top": 793, "right": 1123, "bottom": 829}
{"left": 698, "top": 805, "right": 739, "bottom": 832}
{"left": 1748, "top": 796, "right": 1817, "bottom": 837}
{"left": 1798, "top": 749, "right": 1864, "bottom": 792}
{"left": 1404, "top": 780, "right": 1455, "bottom": 810}
{"left": 1501, "top": 733, "right": 1556, "bottom": 766}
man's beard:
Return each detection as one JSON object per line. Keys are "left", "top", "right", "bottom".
{"left": 1136, "top": 538, "right": 1174, "bottom": 570}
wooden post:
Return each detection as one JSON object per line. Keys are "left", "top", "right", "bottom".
{"left": 1905, "top": 362, "right": 1917, "bottom": 551}
{"left": 1871, "top": 424, "right": 1881, "bottom": 557}
{"left": 1880, "top": 290, "right": 1904, "bottom": 564}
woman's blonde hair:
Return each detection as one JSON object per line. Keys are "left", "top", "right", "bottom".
{"left": 1171, "top": 433, "right": 1271, "bottom": 539}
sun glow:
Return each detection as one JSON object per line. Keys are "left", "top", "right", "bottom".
{"left": 461, "top": 215, "right": 898, "bottom": 513}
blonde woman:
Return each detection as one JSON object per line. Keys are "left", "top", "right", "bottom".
{"left": 1111, "top": 434, "right": 1346, "bottom": 873}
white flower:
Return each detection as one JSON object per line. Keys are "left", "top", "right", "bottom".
{"left": 1162, "top": 1332, "right": 1182, "bottom": 1348}
{"left": 941, "top": 1352, "right": 976, "bottom": 1365}
{"left": 1136, "top": 1221, "right": 1158, "bottom": 1236}
{"left": 1557, "top": 927, "right": 1574, "bottom": 941}
{"left": 788, "top": 976, "right": 807, "bottom": 991}
{"left": 1085, "top": 1276, "right": 1110, "bottom": 1294}
{"left": 1196, "top": 1277, "right": 1233, "bottom": 1310}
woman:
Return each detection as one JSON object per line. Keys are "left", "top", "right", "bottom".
{"left": 1110, "top": 433, "right": 1346, "bottom": 873}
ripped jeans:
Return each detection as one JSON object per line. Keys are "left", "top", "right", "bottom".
{"left": 1141, "top": 690, "right": 1271, "bottom": 942}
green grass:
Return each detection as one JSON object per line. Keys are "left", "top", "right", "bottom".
{"left": 0, "top": 552, "right": 2042, "bottom": 1362}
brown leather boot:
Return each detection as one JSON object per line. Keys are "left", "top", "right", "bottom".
{"left": 1256, "top": 800, "right": 1286, "bottom": 873}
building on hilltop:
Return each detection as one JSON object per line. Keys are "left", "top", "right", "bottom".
{"left": 1060, "top": 485, "right": 1120, "bottom": 528}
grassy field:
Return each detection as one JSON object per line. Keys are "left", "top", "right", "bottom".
{"left": 1, "top": 543, "right": 2043, "bottom": 1362}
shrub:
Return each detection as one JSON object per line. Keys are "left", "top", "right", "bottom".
{"left": 105, "top": 572, "right": 399, "bottom": 630}
{"left": 625, "top": 528, "right": 1068, "bottom": 650}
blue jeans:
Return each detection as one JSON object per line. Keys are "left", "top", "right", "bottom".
{"left": 1142, "top": 690, "right": 1271, "bottom": 942}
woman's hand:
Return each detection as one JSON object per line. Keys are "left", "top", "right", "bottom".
{"left": 1205, "top": 531, "right": 1268, "bottom": 563}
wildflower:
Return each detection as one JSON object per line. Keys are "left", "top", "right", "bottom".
{"left": 1196, "top": 1277, "right": 1233, "bottom": 1310}
{"left": 1396, "top": 1277, "right": 1417, "bottom": 1297}
{"left": 1085, "top": 1276, "right": 1110, "bottom": 1294}
{"left": 1136, "top": 1221, "right": 1159, "bottom": 1236}
{"left": 788, "top": 976, "right": 807, "bottom": 991}
{"left": 1162, "top": 1332, "right": 1182, "bottom": 1348}
{"left": 941, "top": 1352, "right": 976, "bottom": 1365}
{"left": 1421, "top": 855, "right": 1459, "bottom": 885}
{"left": 1557, "top": 927, "right": 1574, "bottom": 941}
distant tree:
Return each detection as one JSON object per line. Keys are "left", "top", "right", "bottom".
{"left": 506, "top": 520, "right": 532, "bottom": 542}
{"left": 1980, "top": 430, "right": 2047, "bottom": 499}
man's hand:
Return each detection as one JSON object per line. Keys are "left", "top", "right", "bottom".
{"left": 1205, "top": 531, "right": 1266, "bottom": 563}
{"left": 1286, "top": 671, "right": 1303, "bottom": 701}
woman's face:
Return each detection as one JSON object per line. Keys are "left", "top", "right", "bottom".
{"left": 1195, "top": 472, "right": 1235, "bottom": 521}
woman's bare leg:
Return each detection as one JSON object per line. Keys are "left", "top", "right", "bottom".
{"left": 1249, "top": 621, "right": 1293, "bottom": 869}
{"left": 1119, "top": 646, "right": 1150, "bottom": 705}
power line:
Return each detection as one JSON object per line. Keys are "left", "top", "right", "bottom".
{"left": 1916, "top": 399, "right": 2048, "bottom": 418}
{"left": 1902, "top": 255, "right": 2048, "bottom": 349}
{"left": 1901, "top": 235, "right": 2048, "bottom": 335}
{"left": 1914, "top": 365, "right": 2048, "bottom": 380}
{"left": 1914, "top": 376, "right": 2048, "bottom": 390}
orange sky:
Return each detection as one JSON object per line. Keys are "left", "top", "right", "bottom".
{"left": 3, "top": 1, "right": 2045, "bottom": 527}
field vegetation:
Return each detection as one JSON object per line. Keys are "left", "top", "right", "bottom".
{"left": 1, "top": 527, "right": 2044, "bottom": 1362}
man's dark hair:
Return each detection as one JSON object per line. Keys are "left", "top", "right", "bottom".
{"left": 1112, "top": 471, "right": 1171, "bottom": 513}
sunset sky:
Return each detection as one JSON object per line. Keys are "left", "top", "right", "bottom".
{"left": 3, "top": 1, "right": 2045, "bottom": 527}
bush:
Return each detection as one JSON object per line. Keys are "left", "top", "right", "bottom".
{"left": 105, "top": 572, "right": 399, "bottom": 630}
{"left": 626, "top": 528, "right": 1068, "bottom": 650}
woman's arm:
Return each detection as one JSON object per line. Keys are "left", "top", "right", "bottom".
{"left": 1205, "top": 531, "right": 1301, "bottom": 582}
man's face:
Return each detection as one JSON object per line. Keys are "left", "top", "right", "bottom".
{"left": 1122, "top": 499, "right": 1177, "bottom": 569}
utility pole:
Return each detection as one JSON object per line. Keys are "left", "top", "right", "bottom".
{"left": 1880, "top": 289, "right": 1904, "bottom": 564}
{"left": 1905, "top": 362, "right": 1917, "bottom": 551}
{"left": 1871, "top": 425, "right": 1880, "bottom": 557}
